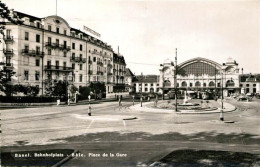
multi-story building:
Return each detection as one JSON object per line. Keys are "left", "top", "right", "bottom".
{"left": 239, "top": 74, "right": 260, "bottom": 94}
{"left": 133, "top": 74, "right": 160, "bottom": 93}
{"left": 159, "top": 57, "right": 255, "bottom": 97}
{"left": 0, "top": 11, "right": 126, "bottom": 96}
{"left": 125, "top": 68, "right": 135, "bottom": 92}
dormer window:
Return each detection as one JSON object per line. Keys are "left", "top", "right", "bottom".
{"left": 71, "top": 32, "right": 75, "bottom": 37}
{"left": 36, "top": 22, "right": 41, "bottom": 28}
{"left": 48, "top": 25, "right": 52, "bottom": 31}
{"left": 56, "top": 27, "right": 60, "bottom": 34}
{"left": 64, "top": 29, "right": 67, "bottom": 35}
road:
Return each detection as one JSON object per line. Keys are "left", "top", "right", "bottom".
{"left": 1, "top": 98, "right": 260, "bottom": 166}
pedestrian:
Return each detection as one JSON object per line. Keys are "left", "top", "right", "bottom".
{"left": 148, "top": 96, "right": 150, "bottom": 102}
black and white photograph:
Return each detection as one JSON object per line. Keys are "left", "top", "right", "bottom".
{"left": 0, "top": 0, "right": 260, "bottom": 166}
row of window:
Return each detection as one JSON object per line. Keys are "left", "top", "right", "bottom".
{"left": 24, "top": 70, "right": 40, "bottom": 81}
{"left": 240, "top": 84, "right": 257, "bottom": 87}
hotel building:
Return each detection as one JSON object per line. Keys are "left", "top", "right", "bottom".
{"left": 0, "top": 11, "right": 126, "bottom": 96}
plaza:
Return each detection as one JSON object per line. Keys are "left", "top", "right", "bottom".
{"left": 1, "top": 97, "right": 260, "bottom": 166}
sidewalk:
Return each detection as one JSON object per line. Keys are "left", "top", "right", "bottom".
{"left": 0, "top": 96, "right": 133, "bottom": 108}
{"left": 130, "top": 100, "right": 236, "bottom": 114}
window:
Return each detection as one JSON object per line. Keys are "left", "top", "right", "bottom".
{"left": 246, "top": 88, "right": 250, "bottom": 93}
{"left": 190, "top": 83, "right": 193, "bottom": 87}
{"left": 36, "top": 46, "right": 40, "bottom": 54}
{"left": 89, "top": 50, "right": 91, "bottom": 53}
{"left": 36, "top": 22, "right": 41, "bottom": 28}
{"left": 64, "top": 30, "right": 67, "bottom": 35}
{"left": 151, "top": 84, "right": 153, "bottom": 86}
{"left": 48, "top": 49, "right": 51, "bottom": 55}
{"left": 72, "top": 53, "right": 75, "bottom": 59}
{"left": 63, "top": 41, "right": 67, "bottom": 47}
{"left": 56, "top": 61, "right": 59, "bottom": 69}
{"left": 56, "top": 27, "right": 59, "bottom": 33}
{"left": 80, "top": 64, "right": 82, "bottom": 70}
{"left": 253, "top": 88, "right": 256, "bottom": 93}
{"left": 72, "top": 43, "right": 75, "bottom": 49}
{"left": 36, "top": 59, "right": 40, "bottom": 66}
{"left": 145, "top": 84, "right": 148, "bottom": 86}
{"left": 47, "top": 60, "right": 51, "bottom": 68}
{"left": 240, "top": 84, "right": 243, "bottom": 87}
{"left": 253, "top": 84, "right": 256, "bottom": 87}
{"left": 80, "top": 34, "right": 83, "bottom": 39}
{"left": 72, "top": 63, "right": 75, "bottom": 69}
{"left": 63, "top": 52, "right": 67, "bottom": 57}
{"left": 25, "top": 32, "right": 29, "bottom": 40}
{"left": 56, "top": 39, "right": 59, "bottom": 46}
{"left": 24, "top": 70, "right": 29, "bottom": 80}
{"left": 79, "top": 54, "right": 82, "bottom": 60}
{"left": 80, "top": 74, "right": 83, "bottom": 82}
{"left": 203, "top": 83, "right": 207, "bottom": 87}
{"left": 63, "top": 62, "right": 66, "bottom": 70}
{"left": 80, "top": 44, "right": 83, "bottom": 51}
{"left": 25, "top": 45, "right": 29, "bottom": 52}
{"left": 93, "top": 57, "right": 96, "bottom": 62}
{"left": 145, "top": 88, "right": 148, "bottom": 91}
{"left": 35, "top": 71, "right": 40, "bottom": 81}
{"left": 246, "top": 84, "right": 250, "bottom": 87}
{"left": 48, "top": 37, "right": 51, "bottom": 44}
{"left": 48, "top": 25, "right": 52, "bottom": 31}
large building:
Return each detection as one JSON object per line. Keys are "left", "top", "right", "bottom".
{"left": 159, "top": 57, "right": 258, "bottom": 96}
{"left": 0, "top": 10, "right": 127, "bottom": 96}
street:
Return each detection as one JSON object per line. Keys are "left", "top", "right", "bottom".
{"left": 1, "top": 98, "right": 260, "bottom": 166}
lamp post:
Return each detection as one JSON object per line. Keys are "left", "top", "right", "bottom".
{"left": 132, "top": 95, "right": 135, "bottom": 106}
{"left": 220, "top": 70, "right": 224, "bottom": 121}
{"left": 174, "top": 48, "right": 178, "bottom": 112}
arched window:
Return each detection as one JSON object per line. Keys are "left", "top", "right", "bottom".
{"left": 164, "top": 80, "right": 171, "bottom": 87}
{"left": 195, "top": 81, "right": 201, "bottom": 87}
{"left": 226, "top": 80, "right": 235, "bottom": 87}
{"left": 209, "top": 81, "right": 215, "bottom": 87}
{"left": 181, "top": 81, "right": 187, "bottom": 87}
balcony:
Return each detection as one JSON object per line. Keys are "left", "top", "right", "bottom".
{"left": 3, "top": 49, "right": 14, "bottom": 55}
{"left": 97, "top": 71, "right": 104, "bottom": 75}
{"left": 4, "top": 63, "right": 14, "bottom": 70}
{"left": 70, "top": 57, "right": 86, "bottom": 63}
{"left": 91, "top": 51, "right": 103, "bottom": 56}
{"left": 3, "top": 36, "right": 14, "bottom": 43}
{"left": 97, "top": 62, "right": 103, "bottom": 66}
{"left": 45, "top": 42, "right": 71, "bottom": 51}
{"left": 22, "top": 49, "right": 44, "bottom": 57}
{"left": 44, "top": 65, "right": 73, "bottom": 72}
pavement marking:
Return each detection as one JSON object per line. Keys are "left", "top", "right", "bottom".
{"left": 87, "top": 119, "right": 95, "bottom": 129}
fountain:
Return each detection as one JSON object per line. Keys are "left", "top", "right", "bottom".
{"left": 179, "top": 91, "right": 198, "bottom": 106}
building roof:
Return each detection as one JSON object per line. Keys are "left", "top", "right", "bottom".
{"left": 134, "top": 75, "right": 159, "bottom": 83}
{"left": 125, "top": 68, "right": 135, "bottom": 77}
{"left": 113, "top": 53, "right": 126, "bottom": 65}
{"left": 14, "top": 11, "right": 42, "bottom": 22}
{"left": 239, "top": 74, "right": 260, "bottom": 82}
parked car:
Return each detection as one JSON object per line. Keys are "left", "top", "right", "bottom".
{"left": 246, "top": 93, "right": 253, "bottom": 97}
{"left": 237, "top": 95, "right": 247, "bottom": 101}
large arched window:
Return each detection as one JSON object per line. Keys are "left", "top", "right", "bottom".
{"left": 209, "top": 81, "right": 215, "bottom": 87}
{"left": 195, "top": 81, "right": 201, "bottom": 87}
{"left": 181, "top": 81, "right": 187, "bottom": 87}
{"left": 164, "top": 80, "right": 171, "bottom": 87}
{"left": 226, "top": 80, "right": 235, "bottom": 87}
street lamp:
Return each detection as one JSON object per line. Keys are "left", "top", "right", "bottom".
{"left": 132, "top": 95, "right": 135, "bottom": 106}
{"left": 220, "top": 69, "right": 224, "bottom": 121}
{"left": 88, "top": 95, "right": 91, "bottom": 116}
{"left": 174, "top": 48, "right": 178, "bottom": 112}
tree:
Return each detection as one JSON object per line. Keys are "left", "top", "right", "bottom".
{"left": 52, "top": 80, "right": 67, "bottom": 98}
{"left": 0, "top": 68, "right": 15, "bottom": 96}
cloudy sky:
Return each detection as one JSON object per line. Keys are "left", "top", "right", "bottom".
{"left": 3, "top": 0, "right": 260, "bottom": 75}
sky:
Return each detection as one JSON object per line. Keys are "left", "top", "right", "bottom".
{"left": 3, "top": 0, "right": 260, "bottom": 75}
